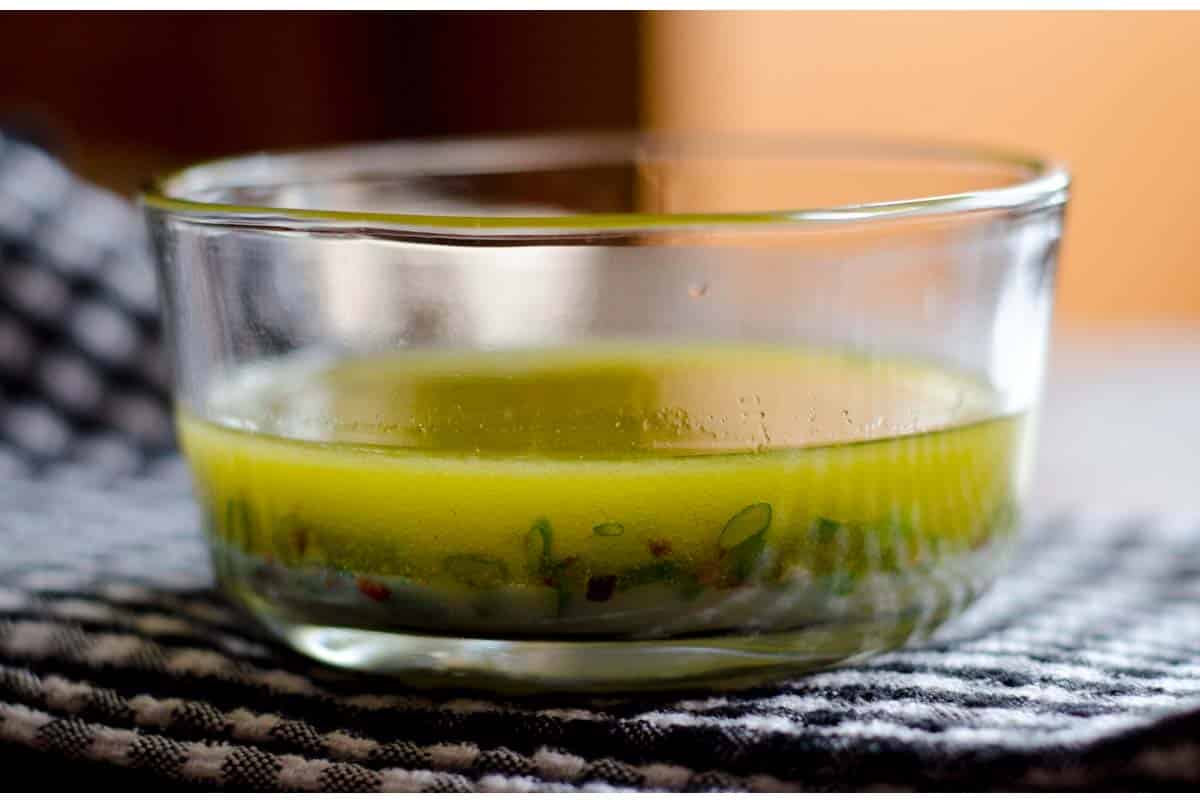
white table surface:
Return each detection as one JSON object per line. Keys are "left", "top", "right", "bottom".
{"left": 1033, "top": 327, "right": 1200, "bottom": 517}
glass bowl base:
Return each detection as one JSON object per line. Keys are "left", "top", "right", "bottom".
{"left": 230, "top": 584, "right": 984, "bottom": 694}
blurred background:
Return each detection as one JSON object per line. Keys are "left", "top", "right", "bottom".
{"left": 2, "top": 11, "right": 1197, "bottom": 510}
{"left": 5, "top": 10, "right": 1198, "bottom": 327}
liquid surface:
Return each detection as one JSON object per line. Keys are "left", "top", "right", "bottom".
{"left": 180, "top": 344, "right": 1024, "bottom": 637}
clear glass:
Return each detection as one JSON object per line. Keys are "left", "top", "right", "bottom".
{"left": 143, "top": 132, "right": 1069, "bottom": 692}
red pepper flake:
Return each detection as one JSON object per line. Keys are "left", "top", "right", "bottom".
{"left": 356, "top": 577, "right": 392, "bottom": 602}
{"left": 696, "top": 562, "right": 723, "bottom": 588}
{"left": 291, "top": 526, "right": 309, "bottom": 556}
{"left": 647, "top": 539, "right": 673, "bottom": 558}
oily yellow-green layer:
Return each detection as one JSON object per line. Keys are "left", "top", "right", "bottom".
{"left": 179, "top": 344, "right": 1024, "bottom": 592}
{"left": 184, "top": 412, "right": 1020, "bottom": 588}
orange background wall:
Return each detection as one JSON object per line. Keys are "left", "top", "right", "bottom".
{"left": 643, "top": 11, "right": 1200, "bottom": 327}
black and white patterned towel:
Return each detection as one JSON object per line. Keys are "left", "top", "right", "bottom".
{"left": 3, "top": 480, "right": 1200, "bottom": 791}
{"left": 0, "top": 130, "right": 171, "bottom": 483}
{"left": 2, "top": 132, "right": 1200, "bottom": 791}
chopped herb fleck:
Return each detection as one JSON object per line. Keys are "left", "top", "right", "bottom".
{"left": 678, "top": 574, "right": 705, "bottom": 601}
{"left": 224, "top": 497, "right": 256, "bottom": 549}
{"left": 878, "top": 542, "right": 901, "bottom": 573}
{"left": 554, "top": 586, "right": 572, "bottom": 616}
{"left": 444, "top": 554, "right": 510, "bottom": 589}
{"left": 811, "top": 517, "right": 841, "bottom": 544}
{"left": 545, "top": 556, "right": 581, "bottom": 616}
{"left": 525, "top": 518, "right": 554, "bottom": 575}
{"left": 617, "top": 560, "right": 680, "bottom": 590}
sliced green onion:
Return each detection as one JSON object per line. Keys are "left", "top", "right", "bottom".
{"left": 723, "top": 531, "right": 768, "bottom": 584}
{"left": 719, "top": 503, "right": 772, "bottom": 551}
{"left": 592, "top": 521, "right": 624, "bottom": 537}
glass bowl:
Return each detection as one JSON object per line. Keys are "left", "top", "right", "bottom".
{"left": 142, "top": 132, "right": 1069, "bottom": 692}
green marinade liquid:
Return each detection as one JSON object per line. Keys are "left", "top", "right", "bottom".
{"left": 180, "top": 343, "right": 1023, "bottom": 618}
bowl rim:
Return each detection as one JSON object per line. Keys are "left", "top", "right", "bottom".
{"left": 140, "top": 130, "right": 1071, "bottom": 237}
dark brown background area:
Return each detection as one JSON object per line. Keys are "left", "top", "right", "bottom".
{"left": 1, "top": 12, "right": 640, "bottom": 194}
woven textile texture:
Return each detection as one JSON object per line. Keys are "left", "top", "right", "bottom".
{"left": 2, "top": 133, "right": 1200, "bottom": 790}
{"left": 0, "top": 131, "right": 171, "bottom": 483}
